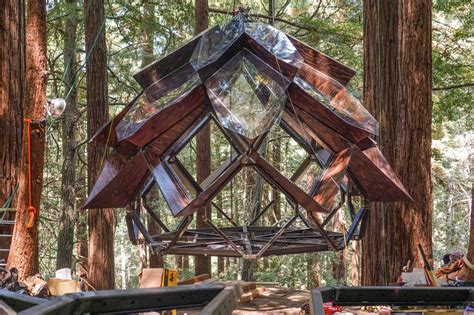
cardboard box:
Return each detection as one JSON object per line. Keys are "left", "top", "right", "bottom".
{"left": 48, "top": 278, "right": 80, "bottom": 296}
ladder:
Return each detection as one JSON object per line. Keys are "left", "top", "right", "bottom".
{"left": 0, "top": 208, "right": 15, "bottom": 268}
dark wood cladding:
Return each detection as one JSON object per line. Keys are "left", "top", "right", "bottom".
{"left": 83, "top": 152, "right": 150, "bottom": 209}
{"left": 251, "top": 152, "right": 329, "bottom": 214}
{"left": 146, "top": 104, "right": 207, "bottom": 156}
{"left": 349, "top": 140, "right": 413, "bottom": 202}
{"left": 145, "top": 153, "right": 192, "bottom": 216}
{"left": 177, "top": 155, "right": 245, "bottom": 217}
{"left": 312, "top": 147, "right": 352, "bottom": 210}
{"left": 90, "top": 94, "right": 140, "bottom": 156}
{"left": 289, "top": 83, "right": 370, "bottom": 143}
{"left": 125, "top": 85, "right": 208, "bottom": 147}
{"left": 284, "top": 106, "right": 349, "bottom": 153}
{"left": 243, "top": 33, "right": 299, "bottom": 80}
{"left": 133, "top": 34, "right": 202, "bottom": 88}
{"left": 288, "top": 35, "right": 356, "bottom": 85}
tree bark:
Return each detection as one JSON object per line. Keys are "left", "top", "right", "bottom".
{"left": 56, "top": 0, "right": 79, "bottom": 270}
{"left": 85, "top": 0, "right": 115, "bottom": 290}
{"left": 194, "top": 0, "right": 212, "bottom": 277}
{"left": 362, "top": 0, "right": 433, "bottom": 285}
{"left": 0, "top": 0, "right": 25, "bottom": 264}
{"left": 7, "top": 0, "right": 47, "bottom": 278}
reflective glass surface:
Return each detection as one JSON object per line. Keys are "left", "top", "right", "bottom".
{"left": 190, "top": 13, "right": 245, "bottom": 70}
{"left": 116, "top": 64, "right": 201, "bottom": 141}
{"left": 294, "top": 74, "right": 379, "bottom": 135}
{"left": 245, "top": 22, "right": 304, "bottom": 67}
{"left": 206, "top": 50, "right": 289, "bottom": 139}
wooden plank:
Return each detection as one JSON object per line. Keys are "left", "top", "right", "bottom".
{"left": 124, "top": 84, "right": 208, "bottom": 147}
{"left": 145, "top": 155, "right": 192, "bottom": 216}
{"left": 83, "top": 152, "right": 150, "bottom": 209}
{"left": 133, "top": 33, "right": 202, "bottom": 88}
{"left": 251, "top": 152, "right": 329, "bottom": 214}
{"left": 287, "top": 34, "right": 356, "bottom": 85}
{"left": 349, "top": 137, "right": 413, "bottom": 201}
{"left": 312, "top": 147, "right": 353, "bottom": 210}
{"left": 289, "top": 83, "right": 370, "bottom": 144}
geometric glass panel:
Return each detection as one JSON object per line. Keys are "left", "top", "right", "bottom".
{"left": 116, "top": 64, "right": 201, "bottom": 141}
{"left": 294, "top": 74, "right": 379, "bottom": 135}
{"left": 245, "top": 22, "right": 304, "bottom": 67}
{"left": 205, "top": 49, "right": 289, "bottom": 139}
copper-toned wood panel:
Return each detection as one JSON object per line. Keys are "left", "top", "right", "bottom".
{"left": 312, "top": 147, "right": 352, "bottom": 210}
{"left": 133, "top": 34, "right": 202, "bottom": 88}
{"left": 124, "top": 85, "right": 208, "bottom": 147}
{"left": 146, "top": 104, "right": 207, "bottom": 156}
{"left": 284, "top": 106, "right": 349, "bottom": 153}
{"left": 243, "top": 33, "right": 299, "bottom": 80}
{"left": 287, "top": 35, "right": 356, "bottom": 85}
{"left": 349, "top": 138, "right": 412, "bottom": 202}
{"left": 145, "top": 153, "right": 192, "bottom": 216}
{"left": 83, "top": 152, "right": 150, "bottom": 209}
{"left": 176, "top": 154, "right": 245, "bottom": 217}
{"left": 251, "top": 152, "right": 329, "bottom": 214}
{"left": 289, "top": 83, "right": 370, "bottom": 143}
{"left": 91, "top": 94, "right": 140, "bottom": 156}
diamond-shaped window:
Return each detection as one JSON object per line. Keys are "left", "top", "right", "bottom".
{"left": 205, "top": 49, "right": 289, "bottom": 139}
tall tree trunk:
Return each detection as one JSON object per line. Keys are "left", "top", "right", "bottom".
{"left": 0, "top": 0, "right": 25, "bottom": 265}
{"left": 351, "top": 240, "right": 360, "bottom": 285}
{"left": 85, "top": 0, "right": 115, "bottom": 290}
{"left": 8, "top": 0, "right": 47, "bottom": 278}
{"left": 56, "top": 0, "right": 79, "bottom": 270}
{"left": 362, "top": 0, "right": 432, "bottom": 285}
{"left": 332, "top": 211, "right": 347, "bottom": 284}
{"left": 194, "top": 0, "right": 211, "bottom": 277}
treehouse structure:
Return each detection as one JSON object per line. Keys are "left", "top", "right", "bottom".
{"left": 84, "top": 12, "right": 412, "bottom": 259}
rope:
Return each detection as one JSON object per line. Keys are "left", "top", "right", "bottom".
{"left": 24, "top": 118, "right": 36, "bottom": 229}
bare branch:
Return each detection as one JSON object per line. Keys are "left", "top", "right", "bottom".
{"left": 433, "top": 83, "right": 474, "bottom": 91}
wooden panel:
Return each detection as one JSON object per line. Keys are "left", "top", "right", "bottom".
{"left": 145, "top": 153, "right": 192, "bottom": 216}
{"left": 146, "top": 104, "right": 207, "bottom": 156}
{"left": 124, "top": 85, "right": 208, "bottom": 147}
{"left": 176, "top": 155, "right": 245, "bottom": 217}
{"left": 287, "top": 35, "right": 356, "bottom": 85}
{"left": 284, "top": 106, "right": 349, "bottom": 153}
{"left": 83, "top": 152, "right": 150, "bottom": 209}
{"left": 289, "top": 83, "right": 370, "bottom": 143}
{"left": 90, "top": 95, "right": 140, "bottom": 156}
{"left": 312, "top": 147, "right": 352, "bottom": 210}
{"left": 243, "top": 33, "right": 299, "bottom": 80}
{"left": 251, "top": 152, "right": 329, "bottom": 214}
{"left": 133, "top": 34, "right": 202, "bottom": 88}
{"left": 349, "top": 138, "right": 413, "bottom": 202}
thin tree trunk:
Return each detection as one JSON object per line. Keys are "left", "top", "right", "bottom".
{"left": 7, "top": 0, "right": 47, "bottom": 279}
{"left": 351, "top": 240, "right": 360, "bottom": 285}
{"left": 362, "top": 0, "right": 432, "bottom": 285}
{"left": 85, "top": 0, "right": 115, "bottom": 290}
{"left": 194, "top": 0, "right": 212, "bottom": 277}
{"left": 56, "top": 0, "right": 79, "bottom": 270}
{"left": 0, "top": 0, "right": 25, "bottom": 264}
{"left": 332, "top": 211, "right": 347, "bottom": 284}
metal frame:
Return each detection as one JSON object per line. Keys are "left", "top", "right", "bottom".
{"left": 0, "top": 284, "right": 240, "bottom": 315}
{"left": 310, "top": 286, "right": 474, "bottom": 315}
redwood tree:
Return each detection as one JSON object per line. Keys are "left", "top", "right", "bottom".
{"left": 0, "top": 0, "right": 25, "bottom": 263}
{"left": 194, "top": 0, "right": 212, "bottom": 277}
{"left": 362, "top": 0, "right": 433, "bottom": 285}
{"left": 56, "top": 0, "right": 79, "bottom": 270}
{"left": 85, "top": 0, "right": 115, "bottom": 290}
{"left": 8, "top": 0, "right": 48, "bottom": 278}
